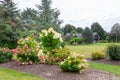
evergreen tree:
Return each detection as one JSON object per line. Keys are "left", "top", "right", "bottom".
{"left": 36, "top": 0, "right": 62, "bottom": 31}
{"left": 91, "top": 22, "right": 105, "bottom": 40}
{"left": 82, "top": 27, "right": 93, "bottom": 43}
{"left": 21, "top": 8, "right": 39, "bottom": 30}
{"left": 63, "top": 24, "right": 76, "bottom": 35}
{"left": 76, "top": 27, "right": 83, "bottom": 33}
{"left": 0, "top": 0, "right": 20, "bottom": 29}
{"left": 0, "top": 0, "right": 21, "bottom": 48}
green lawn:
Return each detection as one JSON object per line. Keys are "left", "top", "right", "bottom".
{"left": 89, "top": 62, "right": 120, "bottom": 76}
{"left": 66, "top": 43, "right": 117, "bottom": 58}
{"left": 0, "top": 68, "right": 44, "bottom": 80}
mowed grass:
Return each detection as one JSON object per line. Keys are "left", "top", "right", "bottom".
{"left": 0, "top": 68, "right": 44, "bottom": 80}
{"left": 66, "top": 43, "right": 114, "bottom": 58}
{"left": 89, "top": 62, "right": 120, "bottom": 76}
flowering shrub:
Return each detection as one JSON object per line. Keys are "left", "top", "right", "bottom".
{"left": 0, "top": 47, "right": 13, "bottom": 63}
{"left": 40, "top": 27, "right": 63, "bottom": 64}
{"left": 16, "top": 35, "right": 40, "bottom": 65}
{"left": 40, "top": 27, "right": 63, "bottom": 52}
{"left": 91, "top": 50, "right": 106, "bottom": 60}
{"left": 60, "top": 53, "right": 88, "bottom": 73}
{"left": 45, "top": 47, "right": 70, "bottom": 64}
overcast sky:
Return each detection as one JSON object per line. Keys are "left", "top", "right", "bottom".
{"left": 13, "top": 0, "right": 120, "bottom": 32}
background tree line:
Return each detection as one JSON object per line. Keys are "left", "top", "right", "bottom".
{"left": 63, "top": 22, "right": 120, "bottom": 44}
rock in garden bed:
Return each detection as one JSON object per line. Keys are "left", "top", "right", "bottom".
{"left": 0, "top": 60, "right": 120, "bottom": 80}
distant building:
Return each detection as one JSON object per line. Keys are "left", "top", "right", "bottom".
{"left": 64, "top": 33, "right": 82, "bottom": 41}
{"left": 64, "top": 32, "right": 100, "bottom": 43}
{"left": 93, "top": 32, "right": 100, "bottom": 43}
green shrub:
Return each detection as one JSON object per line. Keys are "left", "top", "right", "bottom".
{"left": 0, "top": 23, "right": 18, "bottom": 49}
{"left": 107, "top": 44, "right": 120, "bottom": 60}
{"left": 91, "top": 50, "right": 106, "bottom": 60}
{"left": 16, "top": 35, "right": 40, "bottom": 65}
{"left": 0, "top": 47, "right": 13, "bottom": 63}
{"left": 40, "top": 27, "right": 63, "bottom": 64}
{"left": 70, "top": 38, "right": 83, "bottom": 45}
{"left": 49, "top": 47, "right": 70, "bottom": 64}
{"left": 60, "top": 53, "right": 88, "bottom": 73}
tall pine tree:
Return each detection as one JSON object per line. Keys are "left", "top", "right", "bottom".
{"left": 82, "top": 27, "right": 93, "bottom": 43}
{"left": 36, "top": 0, "right": 62, "bottom": 31}
{"left": 0, "top": 0, "right": 20, "bottom": 29}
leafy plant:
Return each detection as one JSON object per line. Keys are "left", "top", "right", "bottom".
{"left": 70, "top": 38, "right": 83, "bottom": 45}
{"left": 91, "top": 50, "right": 106, "bottom": 60}
{"left": 47, "top": 47, "right": 70, "bottom": 64}
{"left": 107, "top": 44, "right": 120, "bottom": 60}
{"left": 40, "top": 27, "right": 63, "bottom": 64}
{"left": 60, "top": 53, "right": 88, "bottom": 73}
{"left": 0, "top": 47, "right": 13, "bottom": 63}
{"left": 16, "top": 35, "right": 40, "bottom": 65}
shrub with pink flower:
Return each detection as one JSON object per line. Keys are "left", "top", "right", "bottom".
{"left": 0, "top": 47, "right": 13, "bottom": 63}
{"left": 16, "top": 35, "right": 40, "bottom": 65}
{"left": 60, "top": 53, "right": 88, "bottom": 73}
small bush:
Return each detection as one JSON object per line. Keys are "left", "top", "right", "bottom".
{"left": 0, "top": 47, "right": 13, "bottom": 63}
{"left": 60, "top": 53, "right": 88, "bottom": 73}
{"left": 91, "top": 50, "right": 106, "bottom": 60}
{"left": 16, "top": 35, "right": 40, "bottom": 65}
{"left": 51, "top": 47, "right": 70, "bottom": 64}
{"left": 70, "top": 38, "right": 84, "bottom": 45}
{"left": 107, "top": 44, "right": 120, "bottom": 60}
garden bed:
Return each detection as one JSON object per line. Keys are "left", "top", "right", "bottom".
{"left": 0, "top": 60, "right": 120, "bottom": 80}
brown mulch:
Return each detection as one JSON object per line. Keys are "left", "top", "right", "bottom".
{"left": 87, "top": 58, "right": 120, "bottom": 66}
{"left": 0, "top": 60, "right": 120, "bottom": 80}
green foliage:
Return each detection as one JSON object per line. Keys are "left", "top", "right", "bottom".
{"left": 0, "top": 23, "right": 18, "bottom": 48}
{"left": 21, "top": 8, "right": 41, "bottom": 31}
{"left": 76, "top": 27, "right": 83, "bottom": 33}
{"left": 16, "top": 35, "right": 40, "bottom": 64}
{"left": 110, "top": 23, "right": 120, "bottom": 42}
{"left": 0, "top": 0, "right": 21, "bottom": 28}
{"left": 107, "top": 44, "right": 120, "bottom": 60}
{"left": 63, "top": 24, "right": 76, "bottom": 35}
{"left": 82, "top": 27, "right": 93, "bottom": 43}
{"left": 40, "top": 28, "right": 63, "bottom": 64}
{"left": 91, "top": 50, "right": 106, "bottom": 60}
{"left": 36, "top": 0, "right": 62, "bottom": 31}
{"left": 60, "top": 53, "right": 88, "bottom": 73}
{"left": 48, "top": 47, "right": 70, "bottom": 64}
{"left": 91, "top": 22, "right": 106, "bottom": 40}
{"left": 40, "top": 28, "right": 63, "bottom": 52}
{"left": 0, "top": 47, "right": 13, "bottom": 63}
{"left": 70, "top": 38, "right": 84, "bottom": 45}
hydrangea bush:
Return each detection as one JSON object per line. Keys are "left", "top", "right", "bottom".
{"left": 40, "top": 27, "right": 63, "bottom": 64}
{"left": 0, "top": 47, "right": 13, "bottom": 63}
{"left": 15, "top": 35, "right": 40, "bottom": 65}
{"left": 60, "top": 53, "right": 88, "bottom": 73}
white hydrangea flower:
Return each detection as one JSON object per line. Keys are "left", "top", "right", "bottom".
{"left": 48, "top": 27, "right": 56, "bottom": 33}
{"left": 37, "top": 50, "right": 44, "bottom": 57}
{"left": 41, "top": 30, "right": 48, "bottom": 36}
{"left": 60, "top": 38, "right": 63, "bottom": 42}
